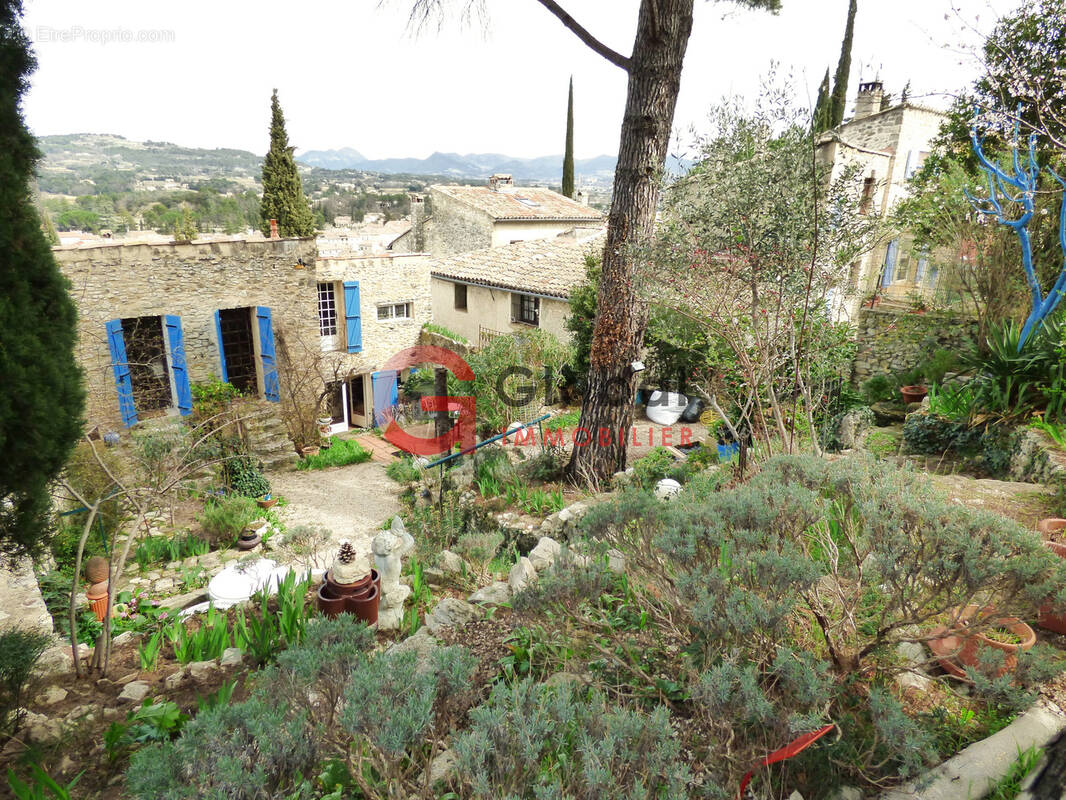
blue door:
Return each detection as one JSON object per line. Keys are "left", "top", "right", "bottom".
{"left": 371, "top": 370, "right": 399, "bottom": 427}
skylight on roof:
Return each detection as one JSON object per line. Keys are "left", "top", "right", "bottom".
{"left": 515, "top": 197, "right": 540, "bottom": 208}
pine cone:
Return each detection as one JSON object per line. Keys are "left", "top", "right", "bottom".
{"left": 337, "top": 541, "right": 356, "bottom": 564}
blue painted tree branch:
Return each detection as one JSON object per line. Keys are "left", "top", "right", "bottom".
{"left": 966, "top": 120, "right": 1064, "bottom": 349}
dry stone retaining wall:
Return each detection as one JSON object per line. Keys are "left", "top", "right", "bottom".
{"left": 851, "top": 308, "right": 979, "bottom": 386}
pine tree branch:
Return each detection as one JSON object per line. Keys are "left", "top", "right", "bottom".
{"left": 531, "top": 0, "right": 631, "bottom": 71}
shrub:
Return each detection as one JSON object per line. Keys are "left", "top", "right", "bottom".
{"left": 125, "top": 695, "right": 318, "bottom": 800}
{"left": 452, "top": 679, "right": 691, "bottom": 798}
{"left": 198, "top": 495, "right": 258, "bottom": 543}
{"left": 385, "top": 457, "right": 421, "bottom": 484}
{"left": 631, "top": 446, "right": 678, "bottom": 489}
{"left": 421, "top": 323, "right": 468, "bottom": 343}
{"left": 453, "top": 531, "right": 503, "bottom": 581}
{"left": 0, "top": 629, "right": 50, "bottom": 737}
{"left": 134, "top": 532, "right": 210, "bottom": 568}
{"left": 902, "top": 413, "right": 983, "bottom": 455}
{"left": 225, "top": 456, "right": 270, "bottom": 498}
{"left": 295, "top": 438, "right": 371, "bottom": 471}
{"left": 190, "top": 378, "right": 241, "bottom": 420}
{"left": 862, "top": 374, "right": 896, "bottom": 404}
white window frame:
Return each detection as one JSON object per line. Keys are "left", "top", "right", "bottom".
{"left": 377, "top": 301, "right": 413, "bottom": 321}
{"left": 317, "top": 282, "right": 338, "bottom": 337}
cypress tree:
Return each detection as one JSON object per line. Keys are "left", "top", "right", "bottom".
{"left": 829, "top": 0, "right": 857, "bottom": 127}
{"left": 562, "top": 76, "right": 575, "bottom": 198}
{"left": 260, "top": 89, "right": 315, "bottom": 238}
{"left": 812, "top": 67, "right": 832, "bottom": 133}
{"left": 0, "top": 0, "right": 85, "bottom": 560}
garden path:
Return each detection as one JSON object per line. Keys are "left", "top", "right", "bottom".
{"left": 267, "top": 461, "right": 401, "bottom": 569}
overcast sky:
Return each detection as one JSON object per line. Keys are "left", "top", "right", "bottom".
{"left": 22, "top": 0, "right": 1018, "bottom": 161}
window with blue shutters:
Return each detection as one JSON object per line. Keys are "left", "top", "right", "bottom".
{"left": 106, "top": 319, "right": 138, "bottom": 427}
{"left": 164, "top": 315, "right": 192, "bottom": 416}
{"left": 256, "top": 307, "right": 281, "bottom": 403}
{"left": 881, "top": 239, "right": 899, "bottom": 287}
{"left": 343, "top": 281, "right": 362, "bottom": 353}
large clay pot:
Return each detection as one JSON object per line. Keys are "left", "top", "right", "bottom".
{"left": 85, "top": 556, "right": 109, "bottom": 584}
{"left": 900, "top": 385, "right": 928, "bottom": 404}
{"left": 86, "top": 584, "right": 109, "bottom": 622}
{"left": 1037, "top": 522, "right": 1066, "bottom": 633}
{"left": 346, "top": 584, "right": 379, "bottom": 626}
{"left": 316, "top": 582, "right": 347, "bottom": 618}
{"left": 324, "top": 570, "right": 372, "bottom": 597}
{"left": 928, "top": 604, "right": 1036, "bottom": 678}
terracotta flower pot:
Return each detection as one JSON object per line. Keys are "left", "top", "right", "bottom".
{"left": 324, "top": 570, "right": 372, "bottom": 597}
{"left": 86, "top": 584, "right": 109, "bottom": 622}
{"left": 316, "top": 582, "right": 346, "bottom": 618}
{"left": 257, "top": 496, "right": 277, "bottom": 509}
{"left": 85, "top": 556, "right": 109, "bottom": 584}
{"left": 900, "top": 385, "right": 928, "bottom": 404}
{"left": 300, "top": 446, "right": 320, "bottom": 458}
{"left": 345, "top": 584, "right": 379, "bottom": 626}
{"left": 928, "top": 604, "right": 1036, "bottom": 679}
{"left": 1037, "top": 523, "right": 1066, "bottom": 633}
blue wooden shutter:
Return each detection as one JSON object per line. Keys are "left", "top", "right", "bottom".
{"left": 164, "top": 315, "right": 192, "bottom": 416}
{"left": 915, "top": 256, "right": 928, "bottom": 284}
{"left": 343, "top": 281, "right": 362, "bottom": 353}
{"left": 213, "top": 310, "right": 229, "bottom": 382}
{"left": 903, "top": 150, "right": 915, "bottom": 179}
{"left": 371, "top": 370, "right": 399, "bottom": 427}
{"left": 881, "top": 239, "right": 899, "bottom": 287}
{"left": 256, "top": 306, "right": 281, "bottom": 403}
{"left": 105, "top": 319, "right": 138, "bottom": 427}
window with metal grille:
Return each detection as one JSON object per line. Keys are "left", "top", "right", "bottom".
{"left": 318, "top": 282, "right": 338, "bottom": 336}
{"left": 512, "top": 292, "right": 539, "bottom": 326}
{"left": 377, "top": 302, "right": 412, "bottom": 320}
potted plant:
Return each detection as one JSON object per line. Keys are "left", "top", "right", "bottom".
{"left": 1037, "top": 519, "right": 1066, "bottom": 633}
{"left": 898, "top": 367, "right": 927, "bottom": 405}
{"left": 257, "top": 493, "right": 278, "bottom": 509}
{"left": 927, "top": 604, "right": 1036, "bottom": 678}
{"left": 237, "top": 520, "right": 267, "bottom": 551}
{"left": 300, "top": 444, "right": 320, "bottom": 459}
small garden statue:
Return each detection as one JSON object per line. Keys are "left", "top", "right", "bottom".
{"left": 372, "top": 516, "right": 415, "bottom": 629}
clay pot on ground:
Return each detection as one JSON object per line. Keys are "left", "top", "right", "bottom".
{"left": 257, "top": 495, "right": 277, "bottom": 509}
{"left": 300, "top": 445, "right": 320, "bottom": 458}
{"left": 316, "top": 582, "right": 346, "bottom": 618}
{"left": 928, "top": 604, "right": 1036, "bottom": 679}
{"left": 345, "top": 584, "right": 379, "bottom": 625}
{"left": 900, "top": 385, "right": 928, "bottom": 404}
{"left": 236, "top": 531, "right": 262, "bottom": 551}
{"left": 86, "top": 583, "right": 109, "bottom": 622}
{"left": 85, "top": 556, "right": 109, "bottom": 584}
{"left": 1036, "top": 520, "right": 1066, "bottom": 633}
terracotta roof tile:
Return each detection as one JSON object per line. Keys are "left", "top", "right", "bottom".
{"left": 432, "top": 184, "right": 603, "bottom": 221}
{"left": 430, "top": 233, "right": 605, "bottom": 298}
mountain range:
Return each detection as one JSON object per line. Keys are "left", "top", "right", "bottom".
{"left": 295, "top": 147, "right": 620, "bottom": 182}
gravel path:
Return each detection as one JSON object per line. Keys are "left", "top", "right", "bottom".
{"left": 267, "top": 461, "right": 401, "bottom": 568}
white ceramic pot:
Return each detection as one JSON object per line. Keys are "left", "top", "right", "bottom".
{"left": 655, "top": 478, "right": 682, "bottom": 500}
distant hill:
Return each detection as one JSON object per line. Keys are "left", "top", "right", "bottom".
{"left": 295, "top": 147, "right": 621, "bottom": 183}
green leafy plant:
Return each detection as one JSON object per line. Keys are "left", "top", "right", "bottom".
{"left": 197, "top": 679, "right": 237, "bottom": 713}
{"left": 927, "top": 383, "right": 978, "bottom": 420}
{"left": 545, "top": 409, "right": 581, "bottom": 430}
{"left": 105, "top": 698, "right": 189, "bottom": 761}
{"left": 0, "top": 628, "right": 50, "bottom": 737}
{"left": 862, "top": 374, "right": 897, "bottom": 405}
{"left": 986, "top": 745, "right": 1043, "bottom": 800}
{"left": 6, "top": 764, "right": 82, "bottom": 800}
{"left": 385, "top": 457, "right": 421, "bottom": 484}
{"left": 296, "top": 438, "right": 372, "bottom": 471}
{"left": 134, "top": 532, "right": 211, "bottom": 568}
{"left": 164, "top": 605, "right": 232, "bottom": 664}
{"left": 138, "top": 629, "right": 164, "bottom": 671}
{"left": 191, "top": 378, "right": 241, "bottom": 420}
{"left": 226, "top": 455, "right": 271, "bottom": 498}
{"left": 1031, "top": 417, "right": 1066, "bottom": 449}
{"left": 198, "top": 495, "right": 258, "bottom": 544}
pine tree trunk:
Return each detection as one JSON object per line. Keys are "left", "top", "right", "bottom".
{"left": 566, "top": 0, "right": 694, "bottom": 486}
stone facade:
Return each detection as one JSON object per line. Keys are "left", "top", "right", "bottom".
{"left": 817, "top": 82, "right": 947, "bottom": 322}
{"left": 851, "top": 308, "right": 978, "bottom": 385}
{"left": 58, "top": 238, "right": 431, "bottom": 435}
{"left": 58, "top": 237, "right": 319, "bottom": 431}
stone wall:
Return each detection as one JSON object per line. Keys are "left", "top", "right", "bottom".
{"left": 58, "top": 237, "right": 320, "bottom": 431}
{"left": 851, "top": 307, "right": 979, "bottom": 386}
{"left": 423, "top": 191, "right": 493, "bottom": 255}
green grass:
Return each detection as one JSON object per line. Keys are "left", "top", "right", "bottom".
{"left": 296, "top": 439, "right": 372, "bottom": 471}
{"left": 386, "top": 457, "right": 422, "bottom": 483}
{"left": 545, "top": 409, "right": 581, "bottom": 430}
{"left": 985, "top": 745, "right": 1042, "bottom": 800}
{"left": 422, "top": 323, "right": 468, "bottom": 344}
{"left": 866, "top": 429, "right": 901, "bottom": 459}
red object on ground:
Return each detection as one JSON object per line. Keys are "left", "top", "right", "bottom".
{"left": 738, "top": 724, "right": 836, "bottom": 798}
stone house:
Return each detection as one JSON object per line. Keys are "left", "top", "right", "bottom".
{"left": 429, "top": 232, "right": 604, "bottom": 346}
{"left": 817, "top": 80, "right": 947, "bottom": 320}
{"left": 57, "top": 237, "right": 430, "bottom": 437}
{"left": 392, "top": 174, "right": 603, "bottom": 256}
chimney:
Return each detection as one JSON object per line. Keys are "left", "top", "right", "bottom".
{"left": 488, "top": 174, "right": 515, "bottom": 193}
{"left": 575, "top": 189, "right": 589, "bottom": 206}
{"left": 853, "top": 81, "right": 884, "bottom": 121}
{"left": 409, "top": 194, "right": 426, "bottom": 252}
{"left": 269, "top": 218, "right": 280, "bottom": 240}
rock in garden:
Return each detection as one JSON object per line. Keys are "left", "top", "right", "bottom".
{"left": 654, "top": 478, "right": 682, "bottom": 500}
{"left": 468, "top": 582, "right": 511, "bottom": 606}
{"left": 836, "top": 407, "right": 874, "bottom": 450}
{"left": 508, "top": 557, "right": 537, "bottom": 595}
{"left": 376, "top": 604, "right": 405, "bottom": 632}
{"left": 427, "top": 748, "right": 458, "bottom": 785}
{"left": 871, "top": 401, "right": 907, "bottom": 426}
{"left": 220, "top": 647, "right": 244, "bottom": 668}
{"left": 895, "top": 641, "right": 926, "bottom": 669}
{"left": 118, "top": 681, "right": 151, "bottom": 704}
{"left": 439, "top": 550, "right": 466, "bottom": 574}
{"left": 22, "top": 711, "right": 64, "bottom": 744}
{"left": 164, "top": 669, "right": 185, "bottom": 690}
{"left": 607, "top": 549, "right": 626, "bottom": 574}
{"left": 424, "top": 598, "right": 480, "bottom": 635}
{"left": 527, "top": 537, "right": 562, "bottom": 571}
{"left": 187, "top": 660, "right": 219, "bottom": 682}
{"left": 36, "top": 686, "right": 67, "bottom": 706}
{"left": 112, "top": 631, "right": 135, "bottom": 647}
{"left": 387, "top": 629, "right": 439, "bottom": 662}
{"left": 34, "top": 645, "right": 72, "bottom": 677}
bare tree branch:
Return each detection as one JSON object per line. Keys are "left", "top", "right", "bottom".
{"left": 532, "top": 0, "right": 632, "bottom": 71}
